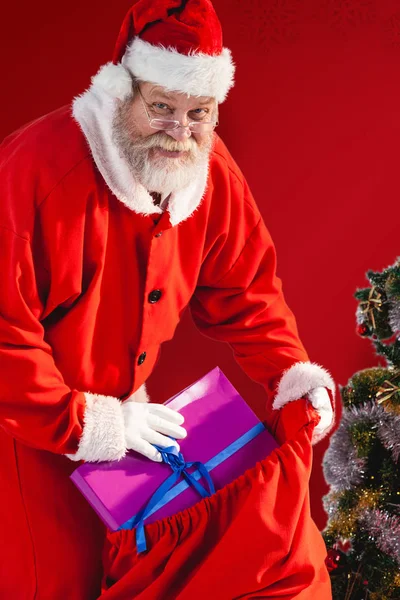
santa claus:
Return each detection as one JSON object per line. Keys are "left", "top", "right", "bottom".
{"left": 0, "top": 0, "right": 334, "bottom": 598}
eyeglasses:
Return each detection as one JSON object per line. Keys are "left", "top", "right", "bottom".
{"left": 138, "top": 87, "right": 218, "bottom": 133}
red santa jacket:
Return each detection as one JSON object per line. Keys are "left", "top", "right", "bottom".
{"left": 0, "top": 74, "right": 335, "bottom": 599}
{"left": 0, "top": 86, "right": 335, "bottom": 463}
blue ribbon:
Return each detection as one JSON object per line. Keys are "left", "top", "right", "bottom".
{"left": 131, "top": 445, "right": 216, "bottom": 553}
{"left": 119, "top": 422, "right": 267, "bottom": 550}
{"left": 120, "top": 422, "right": 266, "bottom": 532}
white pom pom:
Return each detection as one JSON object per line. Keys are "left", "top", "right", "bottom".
{"left": 91, "top": 62, "right": 133, "bottom": 100}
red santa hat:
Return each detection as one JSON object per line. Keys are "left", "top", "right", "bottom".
{"left": 93, "top": 0, "right": 235, "bottom": 103}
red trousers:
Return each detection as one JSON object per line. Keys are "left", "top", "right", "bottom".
{"left": 100, "top": 400, "right": 331, "bottom": 599}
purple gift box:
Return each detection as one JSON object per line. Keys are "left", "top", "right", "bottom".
{"left": 71, "top": 367, "right": 278, "bottom": 531}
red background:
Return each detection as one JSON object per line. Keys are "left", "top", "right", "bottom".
{"left": 1, "top": 0, "right": 399, "bottom": 529}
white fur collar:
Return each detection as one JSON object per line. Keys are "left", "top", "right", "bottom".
{"left": 72, "top": 78, "right": 209, "bottom": 226}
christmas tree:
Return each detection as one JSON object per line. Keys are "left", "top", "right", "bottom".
{"left": 323, "top": 259, "right": 400, "bottom": 600}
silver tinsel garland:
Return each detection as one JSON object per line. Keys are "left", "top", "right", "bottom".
{"left": 359, "top": 509, "right": 400, "bottom": 566}
{"left": 323, "top": 402, "right": 400, "bottom": 491}
{"left": 388, "top": 299, "right": 400, "bottom": 334}
{"left": 323, "top": 411, "right": 365, "bottom": 491}
{"left": 322, "top": 489, "right": 340, "bottom": 521}
{"left": 378, "top": 411, "right": 400, "bottom": 462}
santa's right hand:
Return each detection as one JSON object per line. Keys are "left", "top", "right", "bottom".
{"left": 121, "top": 402, "right": 187, "bottom": 462}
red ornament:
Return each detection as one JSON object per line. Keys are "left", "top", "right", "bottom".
{"left": 357, "top": 323, "right": 370, "bottom": 337}
{"left": 325, "top": 549, "right": 341, "bottom": 572}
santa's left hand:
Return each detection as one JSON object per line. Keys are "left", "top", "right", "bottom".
{"left": 307, "top": 386, "right": 333, "bottom": 436}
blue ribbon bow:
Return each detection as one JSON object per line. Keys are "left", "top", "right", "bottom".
{"left": 132, "top": 445, "right": 216, "bottom": 553}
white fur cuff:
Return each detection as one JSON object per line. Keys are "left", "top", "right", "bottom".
{"left": 273, "top": 361, "right": 335, "bottom": 410}
{"left": 66, "top": 384, "right": 151, "bottom": 462}
{"left": 67, "top": 392, "right": 127, "bottom": 463}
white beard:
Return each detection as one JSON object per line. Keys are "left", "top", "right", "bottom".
{"left": 112, "top": 102, "right": 213, "bottom": 195}
{"left": 136, "top": 152, "right": 207, "bottom": 194}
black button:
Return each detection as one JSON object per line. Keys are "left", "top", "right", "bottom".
{"left": 155, "top": 232, "right": 163, "bottom": 238}
{"left": 148, "top": 289, "right": 162, "bottom": 304}
{"left": 137, "top": 352, "right": 147, "bottom": 366}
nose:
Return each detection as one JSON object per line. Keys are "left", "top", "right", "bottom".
{"left": 165, "top": 125, "right": 192, "bottom": 142}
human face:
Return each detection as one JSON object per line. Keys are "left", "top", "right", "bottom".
{"left": 112, "top": 83, "right": 216, "bottom": 194}
{"left": 132, "top": 82, "right": 218, "bottom": 152}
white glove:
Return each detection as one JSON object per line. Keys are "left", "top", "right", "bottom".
{"left": 307, "top": 386, "right": 333, "bottom": 436}
{"left": 121, "top": 401, "right": 187, "bottom": 462}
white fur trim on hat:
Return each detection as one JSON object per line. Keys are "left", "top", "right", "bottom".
{"left": 273, "top": 361, "right": 336, "bottom": 410}
{"left": 122, "top": 37, "right": 235, "bottom": 103}
{"left": 66, "top": 384, "right": 149, "bottom": 463}
{"left": 90, "top": 62, "right": 134, "bottom": 100}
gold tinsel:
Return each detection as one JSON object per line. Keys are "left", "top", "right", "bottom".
{"left": 357, "top": 488, "right": 382, "bottom": 510}
{"left": 325, "top": 509, "right": 358, "bottom": 539}
{"left": 351, "top": 428, "right": 376, "bottom": 457}
{"left": 325, "top": 489, "right": 383, "bottom": 540}
{"left": 393, "top": 572, "right": 400, "bottom": 587}
{"left": 362, "top": 570, "right": 400, "bottom": 599}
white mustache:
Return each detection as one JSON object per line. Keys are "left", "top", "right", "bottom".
{"left": 136, "top": 132, "right": 197, "bottom": 154}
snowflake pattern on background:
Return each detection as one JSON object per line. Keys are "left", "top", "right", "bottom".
{"left": 231, "top": 0, "right": 400, "bottom": 56}
{"left": 384, "top": 12, "right": 400, "bottom": 49}
{"left": 311, "top": 0, "right": 377, "bottom": 37}
{"left": 234, "top": 0, "right": 302, "bottom": 52}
